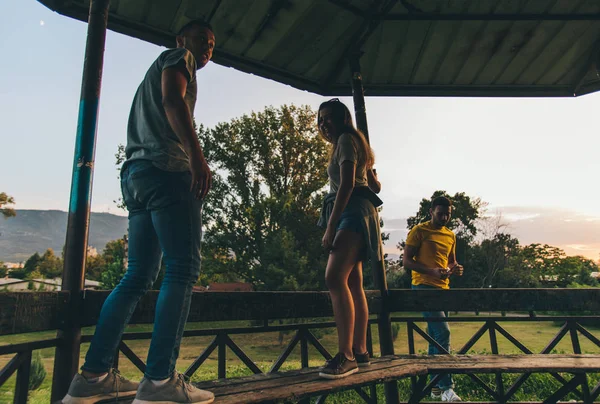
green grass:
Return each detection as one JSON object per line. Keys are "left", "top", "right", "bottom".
{"left": 1, "top": 314, "right": 599, "bottom": 403}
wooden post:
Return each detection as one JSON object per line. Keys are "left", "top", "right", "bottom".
{"left": 349, "top": 53, "right": 399, "bottom": 404}
{"left": 14, "top": 351, "right": 32, "bottom": 404}
{"left": 51, "top": 0, "right": 110, "bottom": 401}
{"left": 218, "top": 333, "right": 226, "bottom": 379}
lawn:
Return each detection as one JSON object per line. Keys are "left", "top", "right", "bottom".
{"left": 1, "top": 313, "right": 599, "bottom": 403}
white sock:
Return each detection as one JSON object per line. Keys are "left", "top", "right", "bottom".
{"left": 151, "top": 378, "right": 169, "bottom": 386}
{"left": 86, "top": 373, "right": 108, "bottom": 383}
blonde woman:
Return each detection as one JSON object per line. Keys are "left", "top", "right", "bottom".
{"left": 316, "top": 99, "right": 383, "bottom": 379}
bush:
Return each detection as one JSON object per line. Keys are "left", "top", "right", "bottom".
{"left": 391, "top": 323, "right": 400, "bottom": 341}
{"left": 29, "top": 351, "right": 46, "bottom": 391}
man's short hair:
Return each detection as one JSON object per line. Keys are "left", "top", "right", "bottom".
{"left": 178, "top": 19, "right": 213, "bottom": 36}
{"left": 431, "top": 196, "right": 452, "bottom": 210}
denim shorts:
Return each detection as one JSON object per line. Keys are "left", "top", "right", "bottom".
{"left": 336, "top": 211, "right": 362, "bottom": 233}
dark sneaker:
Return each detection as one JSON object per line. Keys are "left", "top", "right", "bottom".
{"left": 62, "top": 369, "right": 139, "bottom": 404}
{"left": 318, "top": 353, "right": 359, "bottom": 379}
{"left": 133, "top": 371, "right": 214, "bottom": 404}
{"left": 353, "top": 349, "right": 371, "bottom": 367}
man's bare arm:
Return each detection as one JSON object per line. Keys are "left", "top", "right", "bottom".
{"left": 161, "top": 67, "right": 200, "bottom": 156}
{"left": 161, "top": 67, "right": 212, "bottom": 199}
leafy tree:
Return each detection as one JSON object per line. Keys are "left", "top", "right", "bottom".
{"left": 386, "top": 266, "right": 411, "bottom": 289}
{"left": 0, "top": 262, "right": 7, "bottom": 278}
{"left": 553, "top": 255, "right": 598, "bottom": 287}
{"left": 114, "top": 145, "right": 126, "bottom": 210}
{"left": 11, "top": 252, "right": 41, "bottom": 279}
{"left": 24, "top": 252, "right": 41, "bottom": 273}
{"left": 100, "top": 261, "right": 127, "bottom": 290}
{"left": 494, "top": 244, "right": 560, "bottom": 288}
{"left": 100, "top": 238, "right": 127, "bottom": 289}
{"left": 0, "top": 192, "right": 16, "bottom": 219}
{"left": 85, "top": 254, "right": 107, "bottom": 281}
{"left": 468, "top": 233, "right": 520, "bottom": 288}
{"left": 36, "top": 249, "right": 63, "bottom": 279}
{"left": 199, "top": 104, "right": 329, "bottom": 291}
{"left": 12, "top": 250, "right": 63, "bottom": 280}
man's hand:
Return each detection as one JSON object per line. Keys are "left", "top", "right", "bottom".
{"left": 189, "top": 152, "right": 212, "bottom": 200}
{"left": 449, "top": 264, "right": 464, "bottom": 277}
{"left": 430, "top": 268, "right": 450, "bottom": 280}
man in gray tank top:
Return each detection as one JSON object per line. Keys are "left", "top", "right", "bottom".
{"left": 62, "top": 20, "right": 216, "bottom": 404}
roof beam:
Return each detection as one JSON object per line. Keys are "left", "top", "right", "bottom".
{"left": 326, "top": 1, "right": 600, "bottom": 21}
{"left": 325, "top": 83, "right": 581, "bottom": 97}
{"left": 245, "top": 0, "right": 289, "bottom": 54}
{"left": 381, "top": 13, "right": 600, "bottom": 21}
{"left": 323, "top": 0, "right": 398, "bottom": 89}
{"left": 327, "top": 0, "right": 364, "bottom": 18}
{"left": 572, "top": 39, "right": 600, "bottom": 95}
{"left": 207, "top": 0, "right": 222, "bottom": 23}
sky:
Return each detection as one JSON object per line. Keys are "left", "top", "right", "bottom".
{"left": 1, "top": 1, "right": 599, "bottom": 260}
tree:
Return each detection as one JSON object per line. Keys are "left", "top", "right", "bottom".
{"left": 470, "top": 233, "right": 520, "bottom": 288}
{"left": 0, "top": 262, "right": 7, "bottom": 278}
{"left": 85, "top": 254, "right": 107, "bottom": 281}
{"left": 10, "top": 252, "right": 41, "bottom": 279}
{"left": 100, "top": 237, "right": 127, "bottom": 289}
{"left": 0, "top": 192, "right": 16, "bottom": 219}
{"left": 36, "top": 249, "right": 63, "bottom": 279}
{"left": 199, "top": 104, "right": 330, "bottom": 291}
{"left": 571, "top": 256, "right": 598, "bottom": 287}
{"left": 114, "top": 145, "right": 126, "bottom": 210}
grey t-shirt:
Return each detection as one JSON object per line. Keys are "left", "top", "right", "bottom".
{"left": 327, "top": 133, "right": 368, "bottom": 193}
{"left": 125, "top": 48, "right": 197, "bottom": 172}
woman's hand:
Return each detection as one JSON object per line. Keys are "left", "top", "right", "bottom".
{"left": 322, "top": 225, "right": 336, "bottom": 251}
{"left": 367, "top": 168, "right": 381, "bottom": 194}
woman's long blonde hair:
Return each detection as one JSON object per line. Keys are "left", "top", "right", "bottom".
{"left": 317, "top": 99, "right": 374, "bottom": 169}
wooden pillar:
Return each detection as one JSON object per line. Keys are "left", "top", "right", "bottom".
{"left": 349, "top": 54, "right": 399, "bottom": 404}
{"left": 51, "top": 0, "right": 110, "bottom": 400}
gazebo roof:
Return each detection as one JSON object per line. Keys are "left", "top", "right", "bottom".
{"left": 39, "top": 0, "right": 600, "bottom": 97}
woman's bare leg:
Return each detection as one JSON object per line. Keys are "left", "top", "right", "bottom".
{"left": 325, "top": 229, "right": 365, "bottom": 359}
{"left": 348, "top": 261, "right": 368, "bottom": 354}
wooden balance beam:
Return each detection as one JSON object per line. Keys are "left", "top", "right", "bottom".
{"left": 194, "top": 354, "right": 600, "bottom": 403}
{"left": 97, "top": 354, "right": 600, "bottom": 403}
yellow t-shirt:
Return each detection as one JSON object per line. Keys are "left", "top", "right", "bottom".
{"left": 405, "top": 221, "right": 456, "bottom": 289}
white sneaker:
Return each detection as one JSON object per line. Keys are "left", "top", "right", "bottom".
{"left": 430, "top": 387, "right": 442, "bottom": 399}
{"left": 441, "top": 388, "right": 462, "bottom": 402}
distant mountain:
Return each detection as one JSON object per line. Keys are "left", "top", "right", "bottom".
{"left": 0, "top": 210, "right": 128, "bottom": 263}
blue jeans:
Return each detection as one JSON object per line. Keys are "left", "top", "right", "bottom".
{"left": 412, "top": 284, "right": 454, "bottom": 391}
{"left": 82, "top": 160, "right": 203, "bottom": 379}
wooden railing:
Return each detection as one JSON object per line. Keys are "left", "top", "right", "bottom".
{"left": 1, "top": 289, "right": 600, "bottom": 403}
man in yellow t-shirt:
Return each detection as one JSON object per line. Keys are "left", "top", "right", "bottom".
{"left": 403, "top": 196, "right": 464, "bottom": 402}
